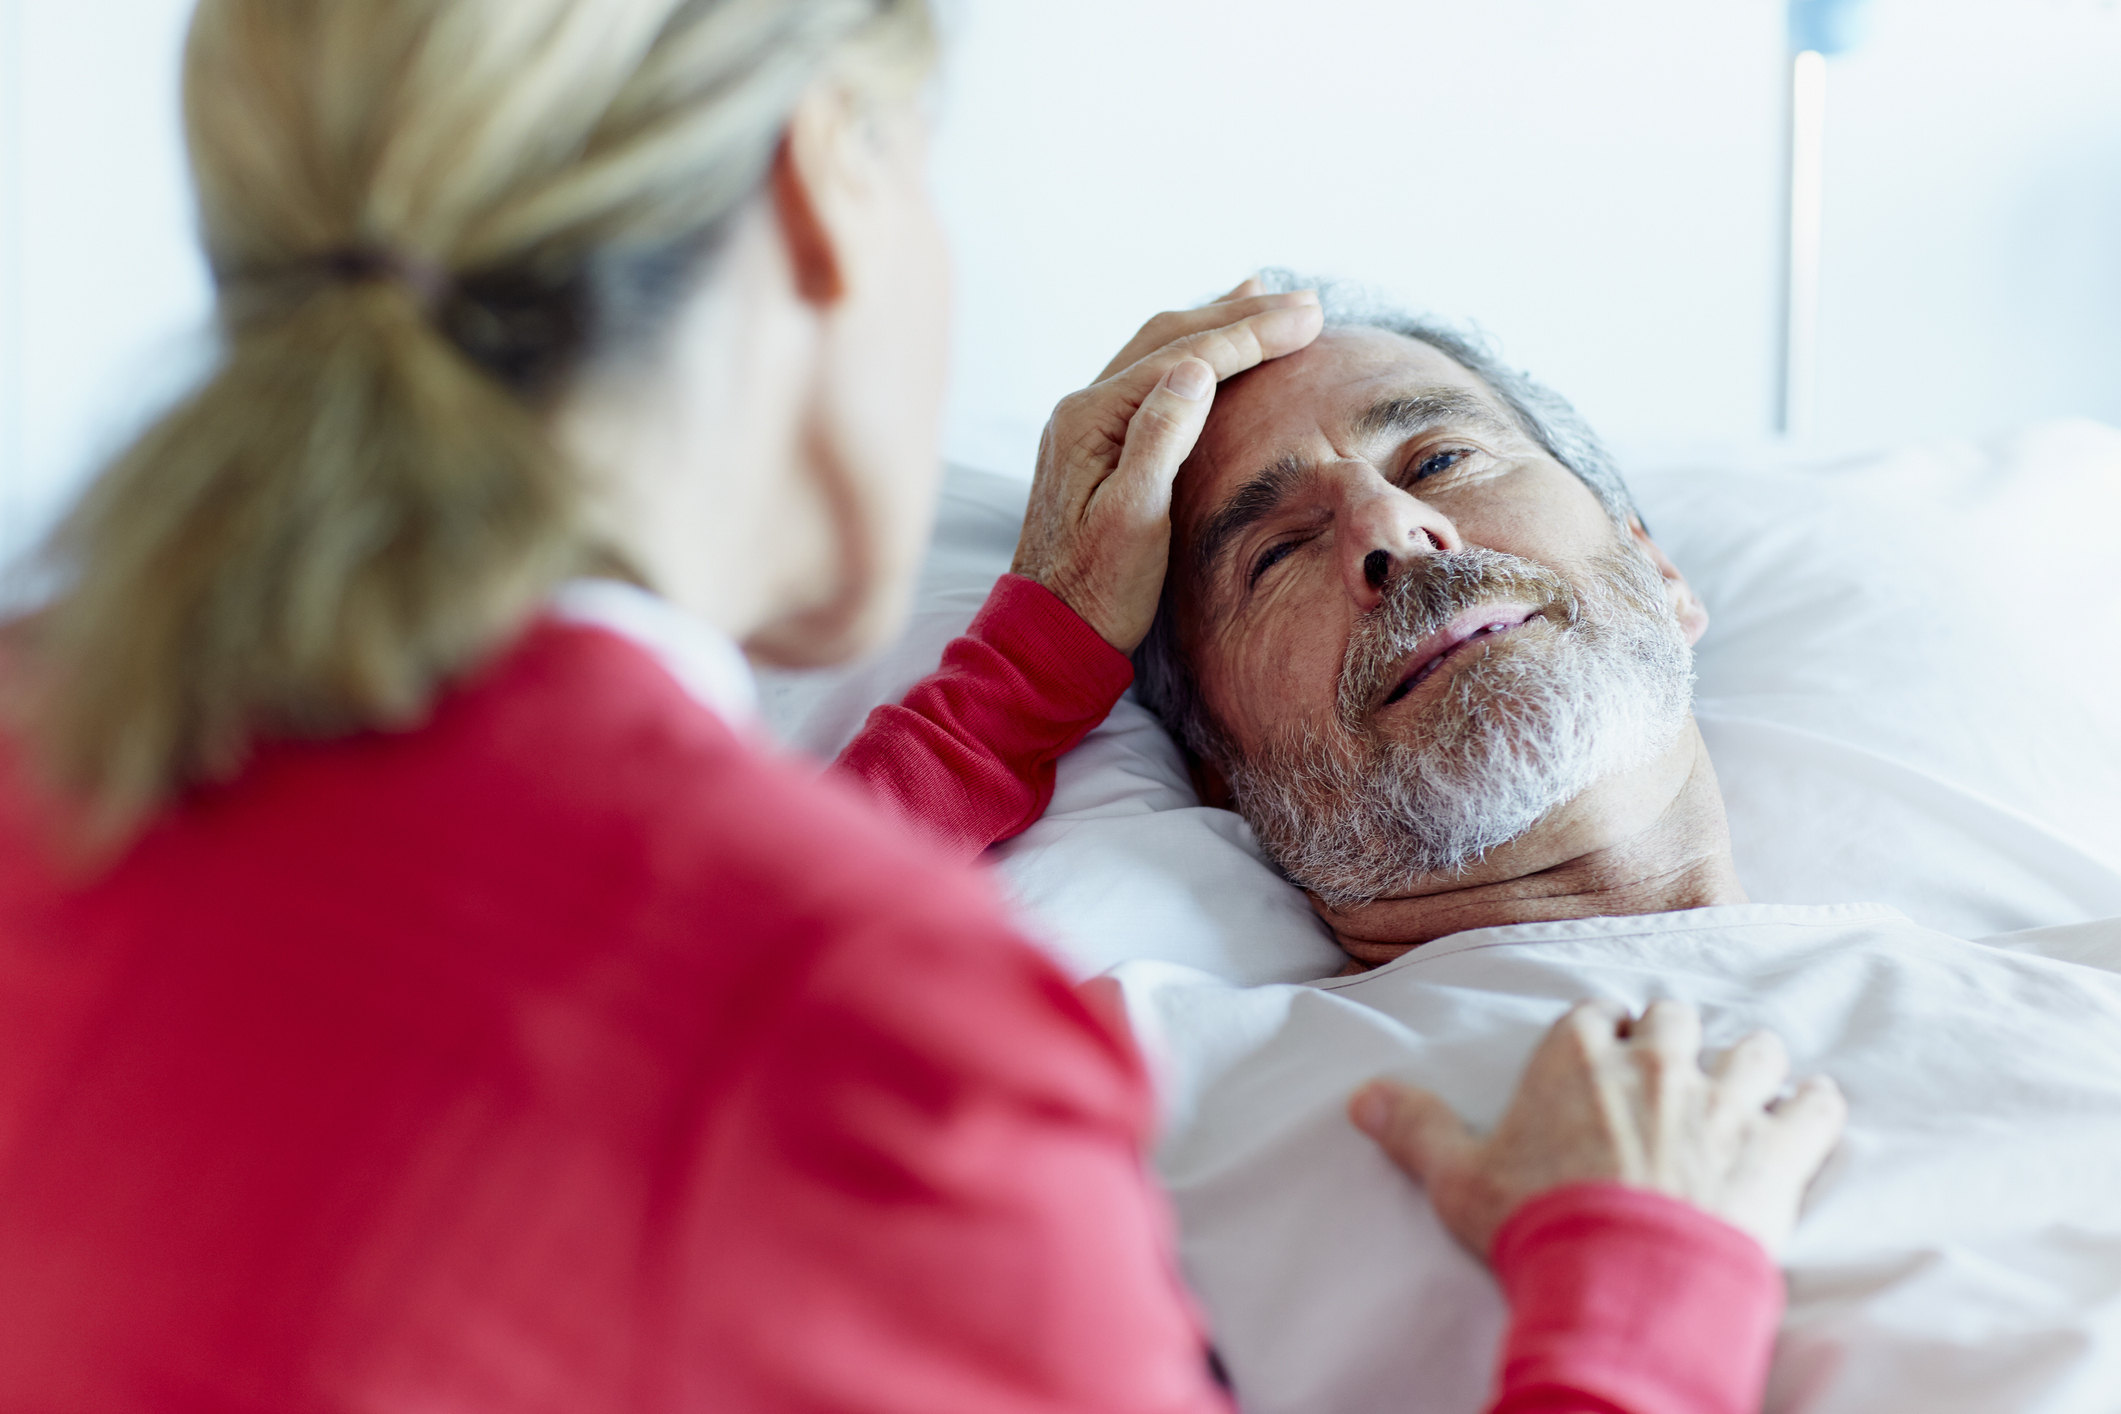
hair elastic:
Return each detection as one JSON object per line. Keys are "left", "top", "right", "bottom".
{"left": 310, "top": 246, "right": 454, "bottom": 312}
{"left": 217, "top": 245, "right": 454, "bottom": 318}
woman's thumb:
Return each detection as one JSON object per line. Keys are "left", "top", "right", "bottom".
{"left": 1349, "top": 1080, "right": 1475, "bottom": 1185}
{"left": 1106, "top": 358, "right": 1215, "bottom": 515}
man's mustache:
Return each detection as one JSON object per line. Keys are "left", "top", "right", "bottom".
{"left": 1336, "top": 550, "right": 1578, "bottom": 729}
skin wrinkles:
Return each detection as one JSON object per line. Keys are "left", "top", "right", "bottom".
{"left": 1191, "top": 388, "right": 1522, "bottom": 593}
{"left": 1191, "top": 451, "right": 1309, "bottom": 588}
{"left": 1165, "top": 326, "right": 1738, "bottom": 964}
{"left": 1351, "top": 389, "right": 1521, "bottom": 444}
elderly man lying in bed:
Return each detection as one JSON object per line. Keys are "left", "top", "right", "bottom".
{"left": 1125, "top": 292, "right": 1727, "bottom": 969}
{"left": 854, "top": 276, "right": 1753, "bottom": 954}
{"left": 842, "top": 277, "right": 2121, "bottom": 1414}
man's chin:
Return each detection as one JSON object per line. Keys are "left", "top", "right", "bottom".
{"left": 1242, "top": 684, "right": 1688, "bottom": 910}
{"left": 1360, "top": 623, "right": 1567, "bottom": 747}
{"left": 1230, "top": 741, "right": 1568, "bottom": 912}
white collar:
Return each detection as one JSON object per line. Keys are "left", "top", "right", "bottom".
{"left": 549, "top": 578, "right": 760, "bottom": 728}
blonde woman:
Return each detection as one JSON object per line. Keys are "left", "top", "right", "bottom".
{"left": 0, "top": 2, "right": 1837, "bottom": 1410}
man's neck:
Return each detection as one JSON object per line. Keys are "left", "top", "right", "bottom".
{"left": 1316, "top": 721, "right": 1746, "bottom": 969}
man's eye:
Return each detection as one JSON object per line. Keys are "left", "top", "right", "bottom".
{"left": 1249, "top": 540, "right": 1297, "bottom": 587}
{"left": 1413, "top": 448, "right": 1471, "bottom": 481}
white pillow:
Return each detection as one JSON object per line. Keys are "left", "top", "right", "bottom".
{"left": 1644, "top": 420, "right": 2121, "bottom": 935}
{"left": 760, "top": 420, "right": 2121, "bottom": 984}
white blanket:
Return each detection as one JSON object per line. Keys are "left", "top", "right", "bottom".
{"left": 1118, "top": 905, "right": 2121, "bottom": 1414}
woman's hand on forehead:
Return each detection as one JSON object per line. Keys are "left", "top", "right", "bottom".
{"left": 1008, "top": 279, "right": 1324, "bottom": 653}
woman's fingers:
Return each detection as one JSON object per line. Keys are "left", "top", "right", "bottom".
{"left": 1094, "top": 289, "right": 1319, "bottom": 381}
{"left": 1350, "top": 1080, "right": 1479, "bottom": 1187}
{"left": 1212, "top": 275, "right": 1266, "bottom": 303}
{"left": 1548, "top": 997, "right": 1628, "bottom": 1067}
{"left": 1720, "top": 1073, "right": 1846, "bottom": 1252}
{"left": 1013, "top": 287, "right": 1321, "bottom": 651}
{"left": 1371, "top": 998, "right": 1848, "bottom": 1263}
{"left": 1766, "top": 1075, "right": 1847, "bottom": 1174}
{"left": 1102, "top": 299, "right": 1324, "bottom": 409}
{"left": 1566, "top": 996, "right": 1631, "bottom": 1033}
{"left": 1711, "top": 1030, "right": 1792, "bottom": 1117}
{"left": 1631, "top": 998, "right": 1704, "bottom": 1063}
{"left": 1104, "top": 358, "right": 1215, "bottom": 517}
{"left": 1047, "top": 359, "right": 1218, "bottom": 650}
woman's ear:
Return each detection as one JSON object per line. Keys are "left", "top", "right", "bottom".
{"left": 748, "top": 73, "right": 949, "bottom": 668}
{"left": 771, "top": 70, "right": 940, "bottom": 312}
{"left": 771, "top": 109, "right": 845, "bottom": 304}
{"left": 1629, "top": 521, "right": 1709, "bottom": 645}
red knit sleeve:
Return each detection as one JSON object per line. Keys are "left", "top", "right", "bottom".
{"left": 833, "top": 575, "right": 1134, "bottom": 860}
{"left": 696, "top": 883, "right": 1231, "bottom": 1414}
{"left": 1486, "top": 1184, "right": 1784, "bottom": 1414}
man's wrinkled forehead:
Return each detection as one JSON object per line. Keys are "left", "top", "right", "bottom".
{"left": 1173, "top": 328, "right": 1519, "bottom": 578}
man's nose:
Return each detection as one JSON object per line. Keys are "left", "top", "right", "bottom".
{"left": 1340, "top": 477, "right": 1464, "bottom": 610}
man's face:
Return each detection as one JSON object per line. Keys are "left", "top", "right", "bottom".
{"left": 1169, "top": 327, "right": 1699, "bottom": 906}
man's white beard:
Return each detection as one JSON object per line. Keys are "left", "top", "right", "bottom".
{"left": 1224, "top": 543, "right": 1695, "bottom": 910}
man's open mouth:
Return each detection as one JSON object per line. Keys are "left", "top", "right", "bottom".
{"left": 1378, "top": 605, "right": 1541, "bottom": 709}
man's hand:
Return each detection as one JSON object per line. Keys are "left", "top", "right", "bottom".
{"left": 1010, "top": 279, "right": 1324, "bottom": 653}
{"left": 1350, "top": 999, "right": 1846, "bottom": 1257}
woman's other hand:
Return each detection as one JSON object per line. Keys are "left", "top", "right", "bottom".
{"left": 1009, "top": 279, "right": 1324, "bottom": 653}
{"left": 1349, "top": 999, "right": 1846, "bottom": 1257}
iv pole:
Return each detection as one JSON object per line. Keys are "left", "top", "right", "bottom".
{"left": 1782, "top": 0, "right": 1870, "bottom": 439}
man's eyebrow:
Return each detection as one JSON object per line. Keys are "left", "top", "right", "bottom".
{"left": 1189, "top": 389, "right": 1521, "bottom": 585}
{"left": 1353, "top": 388, "right": 1520, "bottom": 442}
{"left": 1192, "top": 451, "right": 1313, "bottom": 583}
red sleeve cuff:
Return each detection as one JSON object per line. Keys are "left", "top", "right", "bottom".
{"left": 969, "top": 575, "right": 1135, "bottom": 718}
{"left": 831, "top": 575, "right": 1135, "bottom": 859}
{"left": 1488, "top": 1184, "right": 1783, "bottom": 1414}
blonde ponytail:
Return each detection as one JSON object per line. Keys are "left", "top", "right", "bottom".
{"left": 14, "top": 0, "right": 932, "bottom": 838}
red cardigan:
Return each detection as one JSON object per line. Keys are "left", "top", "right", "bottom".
{"left": 0, "top": 584, "right": 1777, "bottom": 1414}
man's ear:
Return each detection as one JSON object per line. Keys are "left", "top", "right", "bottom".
{"left": 1187, "top": 750, "right": 1237, "bottom": 811}
{"left": 1629, "top": 521, "right": 1708, "bottom": 645}
{"left": 771, "top": 87, "right": 850, "bottom": 305}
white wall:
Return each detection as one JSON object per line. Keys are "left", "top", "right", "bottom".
{"left": 1811, "top": 0, "right": 2121, "bottom": 448}
{"left": 1, "top": 0, "right": 2116, "bottom": 571}
{"left": 930, "top": 0, "right": 1792, "bottom": 475}
{"left": 0, "top": 0, "right": 211, "bottom": 569}
{"left": 930, "top": 0, "right": 2121, "bottom": 473}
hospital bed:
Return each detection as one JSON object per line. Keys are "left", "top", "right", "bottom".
{"left": 761, "top": 420, "right": 2121, "bottom": 1413}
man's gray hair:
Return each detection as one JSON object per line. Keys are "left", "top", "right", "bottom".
{"left": 1131, "top": 270, "right": 1642, "bottom": 764}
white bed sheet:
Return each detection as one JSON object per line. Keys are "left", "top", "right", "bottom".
{"left": 1116, "top": 905, "right": 2121, "bottom": 1414}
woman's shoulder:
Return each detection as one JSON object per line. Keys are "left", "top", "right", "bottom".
{"left": 3, "top": 617, "right": 1014, "bottom": 978}
{"left": 468, "top": 620, "right": 1149, "bottom": 1117}
{"left": 466, "top": 618, "right": 1001, "bottom": 906}
{"left": 295, "top": 617, "right": 1002, "bottom": 929}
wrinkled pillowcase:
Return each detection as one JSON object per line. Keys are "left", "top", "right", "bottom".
{"left": 761, "top": 420, "right": 2121, "bottom": 984}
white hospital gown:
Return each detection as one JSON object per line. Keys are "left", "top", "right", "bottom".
{"left": 1115, "top": 902, "right": 2121, "bottom": 1414}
